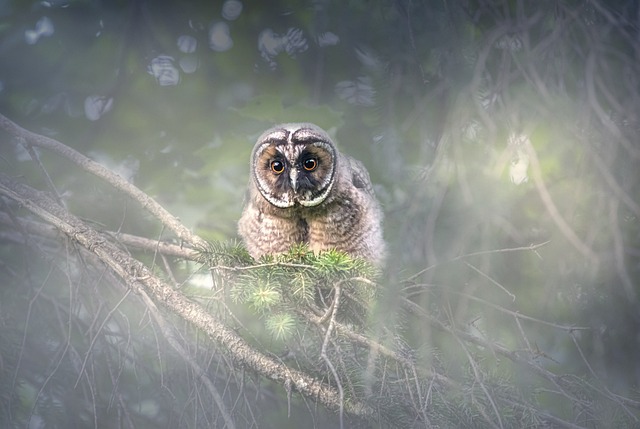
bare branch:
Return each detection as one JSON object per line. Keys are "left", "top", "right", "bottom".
{"left": 0, "top": 211, "right": 198, "bottom": 260}
{"left": 298, "top": 306, "right": 456, "bottom": 389}
{"left": 524, "top": 140, "right": 599, "bottom": 264}
{"left": 406, "top": 284, "right": 590, "bottom": 331}
{"left": 0, "top": 113, "right": 208, "bottom": 249}
{"left": 608, "top": 198, "right": 637, "bottom": 302}
{"left": 137, "top": 290, "right": 236, "bottom": 429}
{"left": 319, "top": 282, "right": 344, "bottom": 429}
{"left": 0, "top": 173, "right": 376, "bottom": 422}
{"left": 404, "top": 240, "right": 551, "bottom": 282}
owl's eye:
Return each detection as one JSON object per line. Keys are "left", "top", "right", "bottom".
{"left": 270, "top": 160, "right": 285, "bottom": 174}
{"left": 302, "top": 157, "right": 318, "bottom": 171}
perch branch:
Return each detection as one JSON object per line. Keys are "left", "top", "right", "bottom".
{"left": 0, "top": 173, "right": 375, "bottom": 422}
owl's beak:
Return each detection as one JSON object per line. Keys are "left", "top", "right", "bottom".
{"left": 289, "top": 168, "right": 299, "bottom": 192}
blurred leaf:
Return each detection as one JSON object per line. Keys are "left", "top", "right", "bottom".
{"left": 233, "top": 94, "right": 343, "bottom": 128}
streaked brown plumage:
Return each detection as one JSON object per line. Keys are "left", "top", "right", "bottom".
{"left": 238, "top": 123, "right": 385, "bottom": 266}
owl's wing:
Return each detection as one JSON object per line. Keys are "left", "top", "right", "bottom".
{"left": 344, "top": 155, "right": 375, "bottom": 195}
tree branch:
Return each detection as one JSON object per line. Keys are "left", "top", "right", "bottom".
{"left": 0, "top": 173, "right": 376, "bottom": 422}
{"left": 0, "top": 113, "right": 208, "bottom": 249}
{"left": 0, "top": 211, "right": 197, "bottom": 260}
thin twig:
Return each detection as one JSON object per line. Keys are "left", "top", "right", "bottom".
{"left": 320, "top": 281, "right": 344, "bottom": 429}
{"left": 404, "top": 240, "right": 551, "bottom": 282}
{"left": 0, "top": 113, "right": 208, "bottom": 249}
{"left": 74, "top": 289, "right": 132, "bottom": 388}
{"left": 524, "top": 140, "right": 599, "bottom": 264}
{"left": 464, "top": 261, "right": 516, "bottom": 301}
{"left": 446, "top": 303, "right": 504, "bottom": 429}
{"left": 0, "top": 211, "right": 198, "bottom": 259}
{"left": 212, "top": 262, "right": 315, "bottom": 272}
{"left": 298, "top": 305, "right": 456, "bottom": 389}
{"left": 21, "top": 139, "right": 65, "bottom": 207}
{"left": 137, "top": 290, "right": 236, "bottom": 429}
{"left": 569, "top": 332, "right": 640, "bottom": 419}
{"left": 608, "top": 198, "right": 637, "bottom": 302}
{"left": 405, "top": 284, "right": 590, "bottom": 331}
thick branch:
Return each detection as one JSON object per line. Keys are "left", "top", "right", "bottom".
{"left": 0, "top": 173, "right": 375, "bottom": 421}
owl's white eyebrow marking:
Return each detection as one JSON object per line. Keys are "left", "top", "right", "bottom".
{"left": 259, "top": 128, "right": 291, "bottom": 146}
{"left": 290, "top": 128, "right": 327, "bottom": 144}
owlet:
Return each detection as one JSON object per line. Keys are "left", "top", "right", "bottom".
{"left": 238, "top": 123, "right": 385, "bottom": 266}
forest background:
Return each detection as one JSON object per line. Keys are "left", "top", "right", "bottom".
{"left": 1, "top": 0, "right": 639, "bottom": 428}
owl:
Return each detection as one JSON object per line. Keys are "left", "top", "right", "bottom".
{"left": 238, "top": 123, "right": 385, "bottom": 266}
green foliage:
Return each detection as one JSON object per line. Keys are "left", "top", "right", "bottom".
{"left": 197, "top": 242, "right": 379, "bottom": 339}
{"left": 264, "top": 312, "right": 297, "bottom": 341}
{"left": 289, "top": 269, "right": 315, "bottom": 304}
{"left": 246, "top": 277, "right": 282, "bottom": 312}
{"left": 2, "top": 0, "right": 640, "bottom": 427}
{"left": 194, "top": 239, "right": 253, "bottom": 267}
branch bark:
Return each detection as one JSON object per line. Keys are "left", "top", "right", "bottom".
{"left": 0, "top": 173, "right": 375, "bottom": 422}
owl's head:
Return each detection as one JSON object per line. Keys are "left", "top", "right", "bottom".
{"left": 251, "top": 123, "right": 337, "bottom": 208}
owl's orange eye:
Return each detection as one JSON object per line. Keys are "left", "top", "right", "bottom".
{"left": 270, "top": 160, "right": 285, "bottom": 174}
{"left": 302, "top": 157, "right": 318, "bottom": 171}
